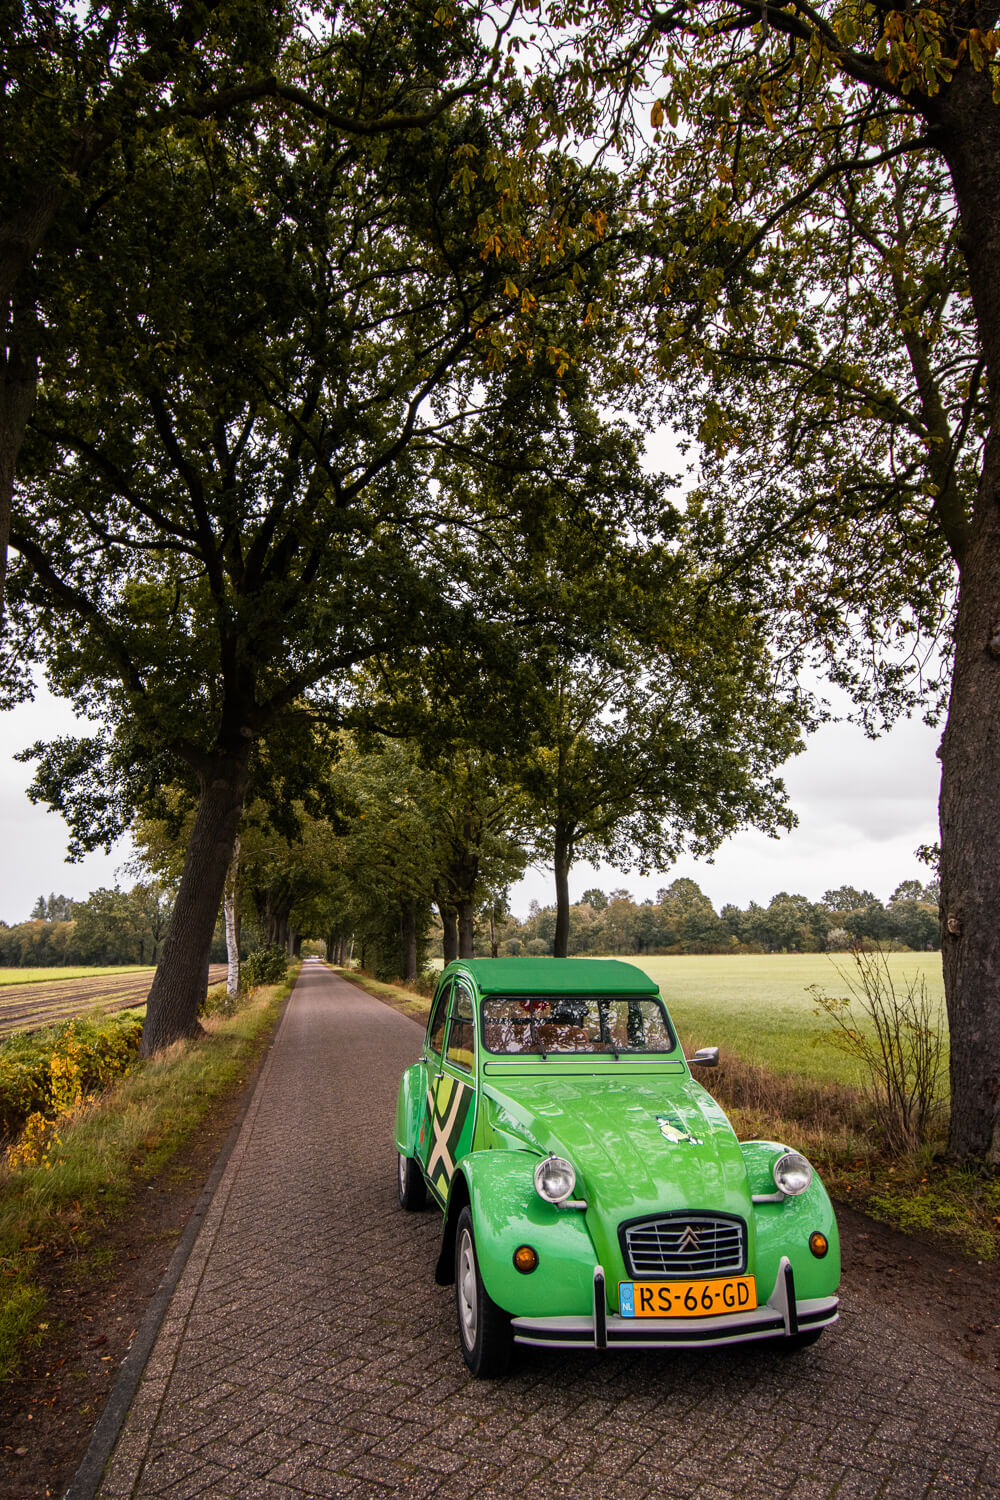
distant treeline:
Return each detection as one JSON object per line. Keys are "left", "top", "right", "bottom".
{"left": 488, "top": 878, "right": 940, "bottom": 957}
{"left": 6, "top": 874, "right": 940, "bottom": 970}
{"left": 0, "top": 886, "right": 183, "bottom": 968}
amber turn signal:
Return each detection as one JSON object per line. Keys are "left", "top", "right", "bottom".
{"left": 809, "top": 1232, "right": 829, "bottom": 1258}
{"left": 513, "top": 1245, "right": 539, "bottom": 1273}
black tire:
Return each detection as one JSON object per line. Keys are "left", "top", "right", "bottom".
{"left": 784, "top": 1328, "right": 824, "bottom": 1351}
{"left": 397, "top": 1151, "right": 427, "bottom": 1211}
{"left": 454, "top": 1206, "right": 513, "bottom": 1377}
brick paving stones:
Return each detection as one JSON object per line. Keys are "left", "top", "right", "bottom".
{"left": 93, "top": 964, "right": 1000, "bottom": 1499}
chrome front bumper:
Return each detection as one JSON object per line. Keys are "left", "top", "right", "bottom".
{"left": 511, "top": 1258, "right": 839, "bottom": 1350}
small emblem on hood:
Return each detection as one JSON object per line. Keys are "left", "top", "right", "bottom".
{"left": 679, "top": 1225, "right": 701, "bottom": 1251}
{"left": 655, "top": 1110, "right": 703, "bottom": 1146}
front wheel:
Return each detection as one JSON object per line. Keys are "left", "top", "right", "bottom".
{"left": 783, "top": 1328, "right": 824, "bottom": 1351}
{"left": 397, "top": 1151, "right": 426, "bottom": 1211}
{"left": 455, "top": 1206, "right": 513, "bottom": 1378}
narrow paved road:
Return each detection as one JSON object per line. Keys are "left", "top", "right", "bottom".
{"left": 94, "top": 964, "right": 1000, "bottom": 1499}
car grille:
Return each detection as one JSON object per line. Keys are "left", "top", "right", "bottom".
{"left": 622, "top": 1215, "right": 746, "bottom": 1278}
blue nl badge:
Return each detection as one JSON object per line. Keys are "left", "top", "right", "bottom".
{"left": 619, "top": 1282, "right": 635, "bottom": 1318}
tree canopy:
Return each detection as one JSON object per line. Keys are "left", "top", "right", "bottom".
{"left": 8, "top": 1, "right": 638, "bottom": 1051}
{"left": 518, "top": 0, "right": 1000, "bottom": 1161}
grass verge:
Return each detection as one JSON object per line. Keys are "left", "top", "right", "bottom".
{"left": 331, "top": 966, "right": 432, "bottom": 1023}
{"left": 0, "top": 967, "right": 296, "bottom": 1381}
{"left": 689, "top": 1040, "right": 1000, "bottom": 1263}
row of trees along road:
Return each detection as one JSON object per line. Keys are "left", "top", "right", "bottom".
{"left": 5, "top": 2, "right": 805, "bottom": 1048}
{"left": 3, "top": 2, "right": 1000, "bottom": 1164}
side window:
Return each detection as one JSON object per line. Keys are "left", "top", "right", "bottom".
{"left": 427, "top": 981, "right": 451, "bottom": 1056}
{"left": 446, "top": 984, "right": 476, "bottom": 1072}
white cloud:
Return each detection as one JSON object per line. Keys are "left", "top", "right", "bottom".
{"left": 510, "top": 709, "right": 941, "bottom": 915}
{"left": 0, "top": 685, "right": 133, "bottom": 923}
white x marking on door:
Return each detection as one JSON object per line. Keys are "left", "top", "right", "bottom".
{"left": 426, "top": 1081, "right": 465, "bottom": 1178}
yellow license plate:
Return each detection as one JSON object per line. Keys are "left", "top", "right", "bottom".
{"left": 619, "top": 1275, "right": 757, "bottom": 1318}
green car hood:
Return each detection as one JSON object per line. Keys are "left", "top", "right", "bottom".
{"left": 483, "top": 1071, "right": 753, "bottom": 1275}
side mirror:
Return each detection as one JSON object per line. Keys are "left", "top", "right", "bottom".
{"left": 687, "top": 1046, "right": 719, "bottom": 1068}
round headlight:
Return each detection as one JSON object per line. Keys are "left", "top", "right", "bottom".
{"left": 533, "top": 1154, "right": 576, "bottom": 1204}
{"left": 773, "top": 1150, "right": 813, "bottom": 1196}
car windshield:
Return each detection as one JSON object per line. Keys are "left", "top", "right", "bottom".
{"left": 480, "top": 994, "right": 675, "bottom": 1056}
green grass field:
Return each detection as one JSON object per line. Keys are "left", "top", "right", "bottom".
{"left": 428, "top": 950, "right": 947, "bottom": 1092}
{"left": 0, "top": 965, "right": 151, "bottom": 987}
{"left": 621, "top": 953, "right": 946, "bottom": 1090}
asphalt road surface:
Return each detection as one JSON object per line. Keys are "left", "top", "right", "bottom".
{"left": 91, "top": 963, "right": 1000, "bottom": 1499}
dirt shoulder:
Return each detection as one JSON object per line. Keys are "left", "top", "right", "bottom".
{"left": 0, "top": 1016, "right": 278, "bottom": 1500}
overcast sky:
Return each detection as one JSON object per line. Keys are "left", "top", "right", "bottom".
{"left": 0, "top": 679, "right": 941, "bottom": 926}
{"left": 516, "top": 706, "right": 941, "bottom": 915}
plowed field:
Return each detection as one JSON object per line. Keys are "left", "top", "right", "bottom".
{"left": 0, "top": 965, "right": 228, "bottom": 1039}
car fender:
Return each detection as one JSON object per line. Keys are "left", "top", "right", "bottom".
{"left": 435, "top": 1149, "right": 597, "bottom": 1318}
{"left": 741, "top": 1140, "right": 841, "bottom": 1301}
{"left": 394, "top": 1061, "right": 427, "bottom": 1159}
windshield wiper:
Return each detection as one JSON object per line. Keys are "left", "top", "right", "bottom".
{"left": 528, "top": 1012, "right": 547, "bottom": 1061}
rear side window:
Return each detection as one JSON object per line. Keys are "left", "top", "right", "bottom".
{"left": 427, "top": 981, "right": 451, "bottom": 1056}
{"left": 446, "top": 984, "right": 476, "bottom": 1072}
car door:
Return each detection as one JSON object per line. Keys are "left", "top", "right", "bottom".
{"left": 417, "top": 978, "right": 451, "bottom": 1178}
{"left": 422, "top": 979, "right": 478, "bottom": 1205}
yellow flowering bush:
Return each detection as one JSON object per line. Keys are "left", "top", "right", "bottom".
{"left": 5, "top": 1111, "right": 62, "bottom": 1171}
{"left": 0, "top": 1012, "right": 143, "bottom": 1158}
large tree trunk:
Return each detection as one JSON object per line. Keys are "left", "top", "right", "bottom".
{"left": 457, "top": 898, "right": 475, "bottom": 958}
{"left": 141, "top": 750, "right": 251, "bottom": 1055}
{"left": 439, "top": 901, "right": 459, "bottom": 963}
{"left": 938, "top": 431, "right": 1000, "bottom": 1165}
{"left": 553, "top": 827, "right": 574, "bottom": 958}
{"left": 937, "top": 74, "right": 1000, "bottom": 1164}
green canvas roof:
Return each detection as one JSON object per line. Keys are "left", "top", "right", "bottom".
{"left": 448, "top": 957, "right": 659, "bottom": 996}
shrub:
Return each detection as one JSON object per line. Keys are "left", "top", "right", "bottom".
{"left": 198, "top": 982, "right": 231, "bottom": 1018}
{"left": 240, "top": 945, "right": 288, "bottom": 991}
{"left": 810, "top": 946, "right": 944, "bottom": 1153}
{"left": 0, "top": 1011, "right": 144, "bottom": 1144}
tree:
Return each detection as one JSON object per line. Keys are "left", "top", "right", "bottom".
{"left": 10, "top": 5, "right": 621, "bottom": 1051}
{"left": 71, "top": 884, "right": 153, "bottom": 964}
{"left": 657, "top": 878, "right": 728, "bottom": 952}
{"left": 535, "top": 0, "right": 1000, "bottom": 1161}
{"left": 0, "top": 0, "right": 521, "bottom": 630}
{"left": 401, "top": 380, "right": 810, "bottom": 959}
{"left": 887, "top": 882, "right": 940, "bottom": 951}
{"left": 29, "top": 892, "right": 75, "bottom": 922}
{"left": 332, "top": 738, "right": 529, "bottom": 968}
{"left": 0, "top": 0, "right": 302, "bottom": 625}
{"left": 517, "top": 619, "right": 803, "bottom": 955}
